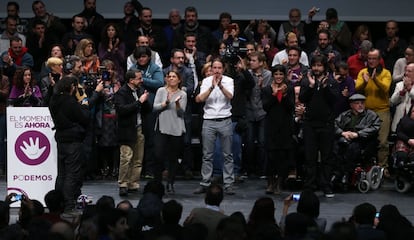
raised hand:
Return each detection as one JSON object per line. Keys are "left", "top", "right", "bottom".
{"left": 342, "top": 86, "right": 349, "bottom": 97}
{"left": 362, "top": 72, "right": 370, "bottom": 83}
{"left": 174, "top": 95, "right": 182, "bottom": 102}
{"left": 20, "top": 137, "right": 46, "bottom": 160}
{"left": 139, "top": 90, "right": 149, "bottom": 103}
{"left": 307, "top": 71, "right": 315, "bottom": 87}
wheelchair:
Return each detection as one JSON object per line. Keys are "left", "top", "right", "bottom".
{"left": 391, "top": 140, "right": 414, "bottom": 193}
{"left": 348, "top": 160, "right": 384, "bottom": 193}
{"left": 332, "top": 138, "right": 384, "bottom": 193}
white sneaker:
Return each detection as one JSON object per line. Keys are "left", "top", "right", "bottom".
{"left": 324, "top": 191, "right": 335, "bottom": 198}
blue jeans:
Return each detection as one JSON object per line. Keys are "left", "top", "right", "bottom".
{"left": 200, "top": 118, "right": 234, "bottom": 188}
{"left": 213, "top": 121, "right": 241, "bottom": 176}
{"left": 245, "top": 119, "right": 266, "bottom": 175}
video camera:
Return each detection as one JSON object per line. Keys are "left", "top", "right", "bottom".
{"left": 80, "top": 73, "right": 99, "bottom": 89}
{"left": 223, "top": 39, "right": 247, "bottom": 65}
{"left": 80, "top": 65, "right": 109, "bottom": 89}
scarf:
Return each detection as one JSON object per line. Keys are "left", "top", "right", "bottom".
{"left": 185, "top": 21, "right": 199, "bottom": 32}
{"left": 276, "top": 90, "right": 283, "bottom": 102}
{"left": 8, "top": 47, "right": 28, "bottom": 66}
{"left": 315, "top": 45, "right": 333, "bottom": 57}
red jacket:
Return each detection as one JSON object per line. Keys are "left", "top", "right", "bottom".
{"left": 347, "top": 52, "right": 385, "bottom": 80}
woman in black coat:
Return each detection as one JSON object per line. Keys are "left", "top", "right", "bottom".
{"left": 261, "top": 64, "right": 295, "bottom": 194}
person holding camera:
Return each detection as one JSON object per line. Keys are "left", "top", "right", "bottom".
{"left": 280, "top": 190, "right": 327, "bottom": 233}
{"left": 98, "top": 23, "right": 126, "bottom": 84}
{"left": 95, "top": 59, "right": 121, "bottom": 180}
{"left": 333, "top": 94, "right": 381, "bottom": 187}
{"left": 243, "top": 19, "right": 276, "bottom": 49}
{"left": 49, "top": 75, "right": 90, "bottom": 214}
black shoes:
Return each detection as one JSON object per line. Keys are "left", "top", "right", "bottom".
{"left": 119, "top": 187, "right": 128, "bottom": 197}
{"left": 194, "top": 185, "right": 235, "bottom": 195}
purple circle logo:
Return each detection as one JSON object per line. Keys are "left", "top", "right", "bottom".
{"left": 15, "top": 130, "right": 50, "bottom": 165}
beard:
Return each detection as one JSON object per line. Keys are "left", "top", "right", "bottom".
{"left": 356, "top": 108, "right": 364, "bottom": 113}
{"left": 312, "top": 70, "right": 323, "bottom": 77}
{"left": 290, "top": 21, "right": 300, "bottom": 27}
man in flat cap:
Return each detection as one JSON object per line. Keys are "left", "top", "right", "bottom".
{"left": 333, "top": 93, "right": 381, "bottom": 188}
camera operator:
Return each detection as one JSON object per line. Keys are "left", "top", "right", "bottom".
{"left": 220, "top": 23, "right": 249, "bottom": 69}
{"left": 49, "top": 75, "right": 90, "bottom": 214}
{"left": 243, "top": 19, "right": 276, "bottom": 48}
{"left": 63, "top": 55, "right": 104, "bottom": 107}
{"left": 62, "top": 54, "right": 104, "bottom": 182}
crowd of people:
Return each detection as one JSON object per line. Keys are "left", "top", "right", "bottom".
{"left": 1, "top": 182, "right": 414, "bottom": 240}
{"left": 0, "top": 0, "right": 414, "bottom": 217}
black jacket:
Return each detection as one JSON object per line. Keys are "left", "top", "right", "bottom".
{"left": 396, "top": 115, "right": 414, "bottom": 145}
{"left": 114, "top": 84, "right": 150, "bottom": 145}
{"left": 335, "top": 109, "right": 380, "bottom": 139}
{"left": 262, "top": 85, "right": 295, "bottom": 149}
{"left": 299, "top": 75, "right": 339, "bottom": 127}
{"left": 49, "top": 93, "right": 89, "bottom": 142}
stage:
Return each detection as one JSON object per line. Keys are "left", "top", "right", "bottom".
{"left": 1, "top": 176, "right": 414, "bottom": 229}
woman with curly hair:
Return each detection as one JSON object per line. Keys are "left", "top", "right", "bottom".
{"left": 8, "top": 67, "right": 42, "bottom": 106}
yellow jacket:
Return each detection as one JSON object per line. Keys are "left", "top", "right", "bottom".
{"left": 356, "top": 68, "right": 391, "bottom": 112}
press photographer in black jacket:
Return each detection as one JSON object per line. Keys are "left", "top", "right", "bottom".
{"left": 49, "top": 75, "right": 90, "bottom": 213}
